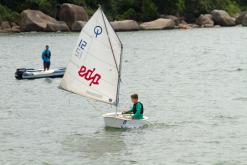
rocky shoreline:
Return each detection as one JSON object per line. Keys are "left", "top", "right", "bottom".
{"left": 0, "top": 3, "right": 247, "bottom": 33}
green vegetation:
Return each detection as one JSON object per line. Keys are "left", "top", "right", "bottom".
{"left": 0, "top": 4, "right": 18, "bottom": 21}
{"left": 0, "top": 0, "right": 246, "bottom": 22}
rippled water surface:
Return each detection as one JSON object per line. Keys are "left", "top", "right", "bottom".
{"left": 0, "top": 27, "right": 247, "bottom": 165}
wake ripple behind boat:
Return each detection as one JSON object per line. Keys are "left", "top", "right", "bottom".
{"left": 15, "top": 67, "right": 65, "bottom": 80}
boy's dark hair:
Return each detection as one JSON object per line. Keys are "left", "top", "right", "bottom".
{"left": 131, "top": 94, "right": 138, "bottom": 99}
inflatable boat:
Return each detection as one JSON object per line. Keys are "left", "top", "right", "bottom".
{"left": 15, "top": 67, "right": 65, "bottom": 79}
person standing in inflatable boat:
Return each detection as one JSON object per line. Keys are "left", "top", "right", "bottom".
{"left": 42, "top": 45, "right": 51, "bottom": 71}
{"left": 122, "top": 94, "right": 144, "bottom": 119}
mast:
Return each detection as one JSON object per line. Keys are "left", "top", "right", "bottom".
{"left": 100, "top": 7, "right": 123, "bottom": 107}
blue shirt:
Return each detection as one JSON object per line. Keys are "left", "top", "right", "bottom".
{"left": 42, "top": 50, "right": 51, "bottom": 62}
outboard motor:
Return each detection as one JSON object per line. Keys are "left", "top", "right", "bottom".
{"left": 15, "top": 68, "right": 26, "bottom": 79}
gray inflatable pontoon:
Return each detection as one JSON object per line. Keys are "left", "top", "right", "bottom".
{"left": 15, "top": 67, "right": 65, "bottom": 79}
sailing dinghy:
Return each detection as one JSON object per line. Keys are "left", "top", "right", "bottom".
{"left": 59, "top": 7, "right": 149, "bottom": 128}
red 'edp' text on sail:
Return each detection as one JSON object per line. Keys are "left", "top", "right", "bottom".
{"left": 78, "top": 66, "right": 101, "bottom": 86}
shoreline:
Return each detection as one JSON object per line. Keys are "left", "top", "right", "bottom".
{"left": 0, "top": 25, "right": 245, "bottom": 34}
{"left": 0, "top": 4, "right": 246, "bottom": 33}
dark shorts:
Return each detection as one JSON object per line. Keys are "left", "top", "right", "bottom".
{"left": 43, "top": 62, "right": 50, "bottom": 70}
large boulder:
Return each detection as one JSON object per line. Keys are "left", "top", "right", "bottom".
{"left": 211, "top": 10, "right": 235, "bottom": 26}
{"left": 140, "top": 18, "right": 175, "bottom": 30}
{"left": 196, "top": 14, "right": 214, "bottom": 27}
{"left": 20, "top": 9, "right": 69, "bottom": 32}
{"left": 71, "top": 21, "right": 87, "bottom": 32}
{"left": 58, "top": 3, "right": 88, "bottom": 29}
{"left": 111, "top": 20, "right": 139, "bottom": 31}
{"left": 236, "top": 11, "right": 247, "bottom": 25}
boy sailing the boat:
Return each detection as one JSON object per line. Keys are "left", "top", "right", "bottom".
{"left": 122, "top": 94, "right": 144, "bottom": 119}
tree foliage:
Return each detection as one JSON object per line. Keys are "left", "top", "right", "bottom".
{"left": 0, "top": 0, "right": 246, "bottom": 21}
{"left": 0, "top": 4, "right": 18, "bottom": 21}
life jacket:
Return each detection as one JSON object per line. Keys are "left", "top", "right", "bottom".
{"left": 133, "top": 102, "right": 144, "bottom": 114}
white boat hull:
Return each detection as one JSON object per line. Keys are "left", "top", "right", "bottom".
{"left": 102, "top": 112, "right": 149, "bottom": 128}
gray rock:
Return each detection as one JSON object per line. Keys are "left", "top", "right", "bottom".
{"left": 20, "top": 9, "right": 69, "bottom": 32}
{"left": 214, "top": 25, "right": 221, "bottom": 28}
{"left": 58, "top": 3, "right": 88, "bottom": 29}
{"left": 236, "top": 11, "right": 247, "bottom": 25}
{"left": 178, "top": 23, "right": 191, "bottom": 29}
{"left": 140, "top": 18, "right": 175, "bottom": 30}
{"left": 46, "top": 21, "right": 70, "bottom": 32}
{"left": 21, "top": 10, "right": 56, "bottom": 31}
{"left": 111, "top": 20, "right": 139, "bottom": 31}
{"left": 242, "top": 14, "right": 247, "bottom": 26}
{"left": 10, "top": 22, "right": 17, "bottom": 27}
{"left": 11, "top": 26, "right": 21, "bottom": 33}
{"left": 160, "top": 15, "right": 180, "bottom": 25}
{"left": 1, "top": 21, "right": 11, "bottom": 29}
{"left": 71, "top": 21, "right": 87, "bottom": 32}
{"left": 189, "top": 24, "right": 199, "bottom": 28}
{"left": 0, "top": 26, "right": 20, "bottom": 33}
{"left": 196, "top": 14, "right": 214, "bottom": 27}
{"left": 211, "top": 10, "right": 235, "bottom": 26}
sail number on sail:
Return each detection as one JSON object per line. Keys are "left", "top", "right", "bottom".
{"left": 75, "top": 39, "right": 87, "bottom": 59}
{"left": 78, "top": 66, "right": 101, "bottom": 86}
{"left": 75, "top": 25, "right": 103, "bottom": 59}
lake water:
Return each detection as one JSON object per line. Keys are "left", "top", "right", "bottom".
{"left": 0, "top": 27, "right": 247, "bottom": 165}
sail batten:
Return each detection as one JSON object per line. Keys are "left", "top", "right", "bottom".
{"left": 60, "top": 7, "right": 122, "bottom": 106}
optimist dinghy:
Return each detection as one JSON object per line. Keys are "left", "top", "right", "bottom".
{"left": 15, "top": 67, "right": 65, "bottom": 79}
{"left": 103, "top": 112, "right": 149, "bottom": 128}
{"left": 59, "top": 7, "right": 149, "bottom": 128}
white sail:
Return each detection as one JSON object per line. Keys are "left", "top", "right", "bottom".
{"left": 60, "top": 7, "right": 122, "bottom": 105}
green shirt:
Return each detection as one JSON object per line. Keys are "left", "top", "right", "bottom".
{"left": 127, "top": 102, "right": 144, "bottom": 120}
